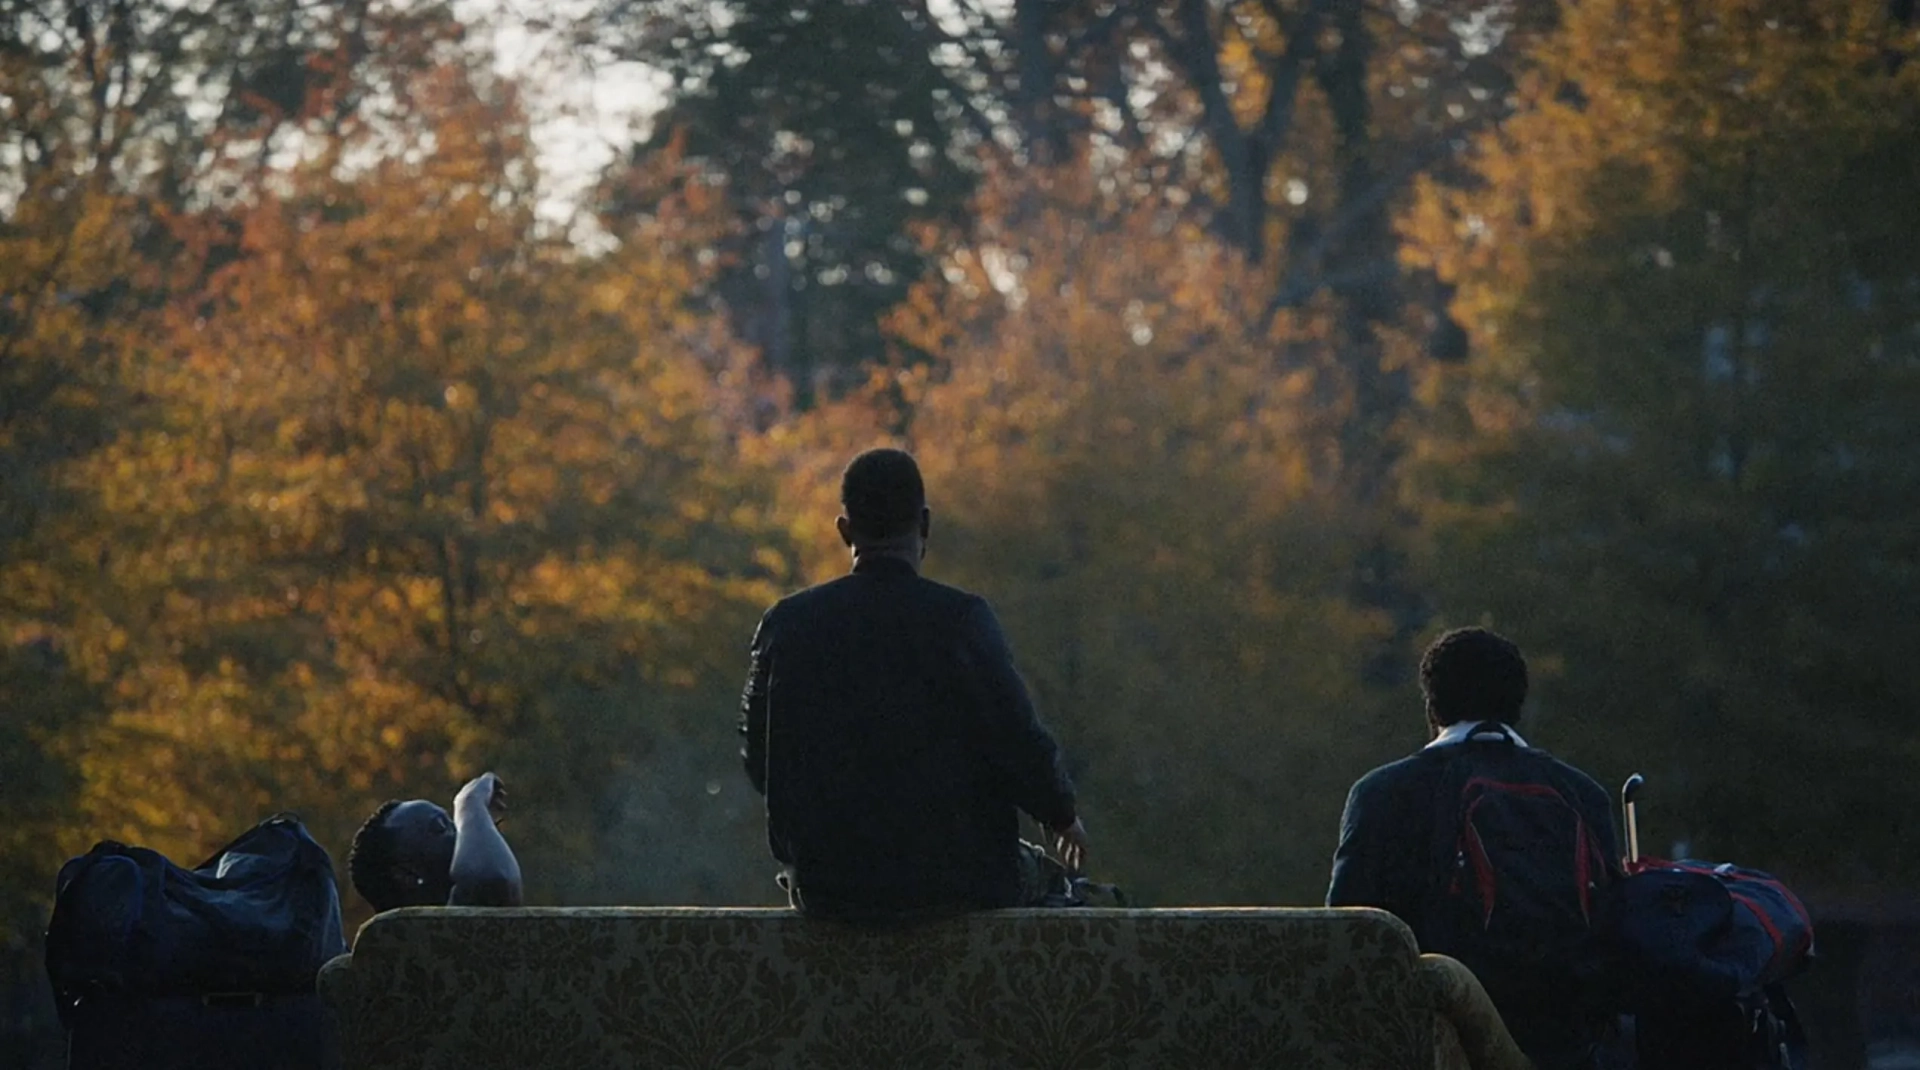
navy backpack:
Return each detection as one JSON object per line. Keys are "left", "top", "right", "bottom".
{"left": 1418, "top": 727, "right": 1621, "bottom": 1069}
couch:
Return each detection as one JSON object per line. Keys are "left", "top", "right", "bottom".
{"left": 319, "top": 906, "right": 1531, "bottom": 1069}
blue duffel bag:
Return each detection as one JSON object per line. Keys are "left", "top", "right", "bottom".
{"left": 45, "top": 813, "right": 348, "bottom": 1018}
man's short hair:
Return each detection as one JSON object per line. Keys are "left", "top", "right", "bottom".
{"left": 840, "top": 448, "right": 925, "bottom": 539}
{"left": 1420, "top": 627, "right": 1528, "bottom": 727}
{"left": 347, "top": 800, "right": 407, "bottom": 912}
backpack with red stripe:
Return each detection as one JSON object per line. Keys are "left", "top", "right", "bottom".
{"left": 1419, "top": 727, "right": 1617, "bottom": 1012}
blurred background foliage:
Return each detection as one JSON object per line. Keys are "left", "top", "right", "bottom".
{"left": 3, "top": 0, "right": 1917, "bottom": 1063}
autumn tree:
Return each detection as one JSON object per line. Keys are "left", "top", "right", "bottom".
{"left": 0, "top": 0, "right": 503, "bottom": 923}
{"left": 43, "top": 50, "right": 790, "bottom": 915}
{"left": 608, "top": 1, "right": 1572, "bottom": 694}
{"left": 0, "top": 173, "right": 137, "bottom": 925}
{"left": 758, "top": 166, "right": 1398, "bottom": 903}
{"left": 1403, "top": 0, "right": 1920, "bottom": 892}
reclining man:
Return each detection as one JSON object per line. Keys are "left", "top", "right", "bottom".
{"left": 348, "top": 772, "right": 523, "bottom": 911}
{"left": 1328, "top": 628, "right": 1622, "bottom": 1070}
{"left": 739, "top": 447, "right": 1089, "bottom": 921}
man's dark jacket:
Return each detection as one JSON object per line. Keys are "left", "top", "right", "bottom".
{"left": 1326, "top": 726, "right": 1622, "bottom": 1070}
{"left": 740, "top": 556, "right": 1077, "bottom": 914}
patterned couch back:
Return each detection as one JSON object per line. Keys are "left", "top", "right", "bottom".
{"left": 320, "top": 906, "right": 1436, "bottom": 1070}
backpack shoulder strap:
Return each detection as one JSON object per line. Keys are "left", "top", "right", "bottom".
{"left": 1463, "top": 720, "right": 1521, "bottom": 745}
{"left": 1418, "top": 745, "right": 1478, "bottom": 914}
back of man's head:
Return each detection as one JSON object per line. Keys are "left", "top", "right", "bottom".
{"left": 348, "top": 800, "right": 407, "bottom": 912}
{"left": 840, "top": 448, "right": 926, "bottom": 540}
{"left": 1420, "top": 627, "right": 1528, "bottom": 728}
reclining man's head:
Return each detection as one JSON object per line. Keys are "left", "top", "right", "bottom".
{"left": 1419, "top": 627, "right": 1529, "bottom": 736}
{"left": 348, "top": 774, "right": 520, "bottom": 911}
{"left": 836, "top": 447, "right": 930, "bottom": 560}
{"left": 348, "top": 799, "right": 457, "bottom": 912}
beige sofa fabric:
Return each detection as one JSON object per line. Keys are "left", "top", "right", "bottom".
{"left": 321, "top": 906, "right": 1510, "bottom": 1070}
{"left": 1434, "top": 1011, "right": 1475, "bottom": 1070}
{"left": 1421, "top": 954, "right": 1535, "bottom": 1070}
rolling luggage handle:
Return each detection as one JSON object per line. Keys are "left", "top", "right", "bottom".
{"left": 1621, "top": 773, "right": 1644, "bottom": 867}
{"left": 1611, "top": 771, "right": 1812, "bottom": 1070}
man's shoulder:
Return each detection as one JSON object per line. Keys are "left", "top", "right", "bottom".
{"left": 771, "top": 575, "right": 843, "bottom": 609}
{"left": 768, "top": 572, "right": 985, "bottom": 619}
{"left": 1530, "top": 749, "right": 1612, "bottom": 809}
{"left": 768, "top": 572, "right": 868, "bottom": 612}
{"left": 863, "top": 569, "right": 990, "bottom": 617}
{"left": 917, "top": 574, "right": 988, "bottom": 612}
{"left": 1535, "top": 748, "right": 1603, "bottom": 782}
{"left": 758, "top": 581, "right": 835, "bottom": 636}
{"left": 1346, "top": 750, "right": 1446, "bottom": 807}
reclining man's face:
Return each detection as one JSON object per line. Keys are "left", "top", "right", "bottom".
{"left": 385, "top": 799, "right": 457, "bottom": 904}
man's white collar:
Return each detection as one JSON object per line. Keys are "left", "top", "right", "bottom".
{"left": 1424, "top": 720, "right": 1529, "bottom": 750}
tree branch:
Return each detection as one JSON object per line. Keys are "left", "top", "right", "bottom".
{"left": 1250, "top": 0, "right": 1333, "bottom": 160}
{"left": 1261, "top": 138, "right": 1458, "bottom": 329}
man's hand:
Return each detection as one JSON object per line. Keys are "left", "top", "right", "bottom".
{"left": 448, "top": 771, "right": 523, "bottom": 907}
{"left": 1050, "top": 817, "right": 1089, "bottom": 875}
{"left": 454, "top": 772, "right": 508, "bottom": 825}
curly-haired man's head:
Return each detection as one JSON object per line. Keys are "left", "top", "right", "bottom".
{"left": 348, "top": 798, "right": 457, "bottom": 912}
{"left": 1419, "top": 627, "right": 1529, "bottom": 731}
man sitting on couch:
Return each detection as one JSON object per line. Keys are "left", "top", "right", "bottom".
{"left": 739, "top": 448, "right": 1089, "bottom": 921}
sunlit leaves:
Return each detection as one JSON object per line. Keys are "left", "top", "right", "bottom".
{"left": 17, "top": 54, "right": 788, "bottom": 910}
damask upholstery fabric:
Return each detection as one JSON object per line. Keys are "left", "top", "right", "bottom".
{"left": 1435, "top": 1013, "right": 1474, "bottom": 1070}
{"left": 1421, "top": 954, "right": 1536, "bottom": 1070}
{"left": 320, "top": 906, "right": 1514, "bottom": 1070}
